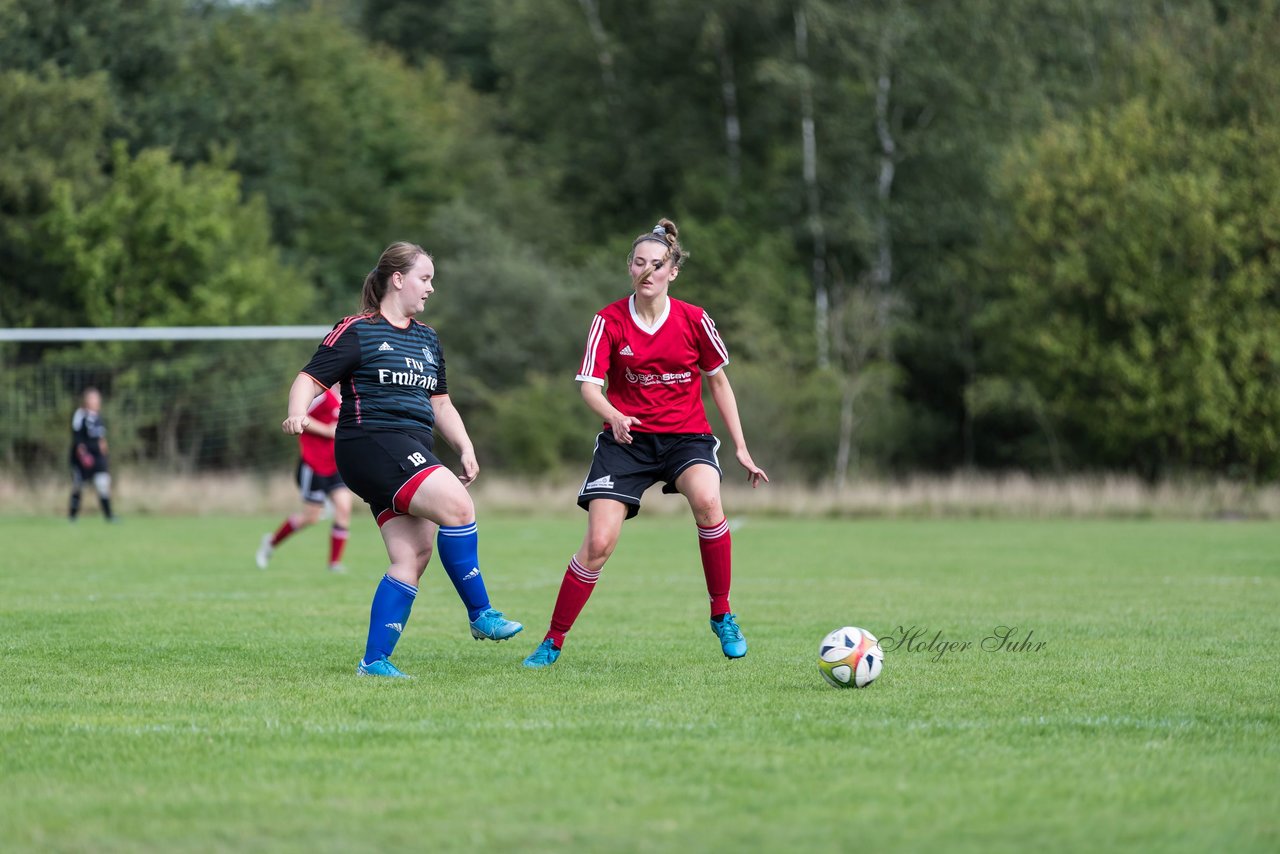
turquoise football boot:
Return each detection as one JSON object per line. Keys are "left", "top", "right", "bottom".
{"left": 710, "top": 613, "right": 748, "bottom": 659}
{"left": 522, "top": 638, "right": 561, "bottom": 669}
{"left": 356, "top": 657, "right": 412, "bottom": 678}
{"left": 469, "top": 608, "right": 524, "bottom": 641}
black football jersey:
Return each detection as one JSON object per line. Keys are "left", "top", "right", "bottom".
{"left": 301, "top": 314, "right": 448, "bottom": 433}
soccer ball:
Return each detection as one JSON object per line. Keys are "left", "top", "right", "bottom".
{"left": 818, "top": 626, "right": 884, "bottom": 689}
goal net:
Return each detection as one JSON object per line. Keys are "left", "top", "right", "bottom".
{"left": 1, "top": 327, "right": 328, "bottom": 478}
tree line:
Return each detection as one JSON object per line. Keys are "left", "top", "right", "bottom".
{"left": 2, "top": 0, "right": 1277, "bottom": 480}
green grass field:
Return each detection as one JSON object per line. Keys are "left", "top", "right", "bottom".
{"left": 2, "top": 513, "right": 1277, "bottom": 852}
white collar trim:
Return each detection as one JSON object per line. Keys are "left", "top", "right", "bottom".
{"left": 628, "top": 293, "right": 670, "bottom": 334}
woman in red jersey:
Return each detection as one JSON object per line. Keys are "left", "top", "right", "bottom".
{"left": 522, "top": 219, "right": 768, "bottom": 669}
{"left": 256, "top": 385, "right": 354, "bottom": 573}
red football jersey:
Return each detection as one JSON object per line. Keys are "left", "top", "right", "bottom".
{"left": 576, "top": 295, "right": 729, "bottom": 434}
{"left": 299, "top": 388, "right": 340, "bottom": 475}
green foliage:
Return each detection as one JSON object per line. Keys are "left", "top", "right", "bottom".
{"left": 665, "top": 213, "right": 813, "bottom": 368}
{"left": 982, "top": 94, "right": 1280, "bottom": 476}
{"left": 3, "top": 0, "right": 1279, "bottom": 479}
{"left": 0, "top": 68, "right": 114, "bottom": 326}
{"left": 361, "top": 0, "right": 500, "bottom": 88}
{"left": 479, "top": 372, "right": 587, "bottom": 476}
{"left": 0, "top": 0, "right": 190, "bottom": 91}
{"left": 965, "top": 376, "right": 1066, "bottom": 472}
{"left": 712, "top": 362, "right": 837, "bottom": 480}
{"left": 142, "top": 6, "right": 486, "bottom": 313}
{"left": 489, "top": 0, "right": 795, "bottom": 244}
{"left": 40, "top": 143, "right": 307, "bottom": 327}
{"left": 0, "top": 68, "right": 111, "bottom": 214}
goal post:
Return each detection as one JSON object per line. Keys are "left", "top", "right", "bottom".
{"left": 0, "top": 326, "right": 330, "bottom": 342}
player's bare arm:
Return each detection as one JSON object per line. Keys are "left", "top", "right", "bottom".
{"left": 283, "top": 374, "right": 325, "bottom": 435}
{"left": 302, "top": 419, "right": 337, "bottom": 439}
{"left": 299, "top": 391, "right": 338, "bottom": 438}
{"left": 706, "top": 369, "right": 768, "bottom": 488}
{"left": 580, "top": 381, "right": 642, "bottom": 444}
{"left": 431, "top": 393, "right": 479, "bottom": 485}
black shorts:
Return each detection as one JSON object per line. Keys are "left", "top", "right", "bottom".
{"left": 71, "top": 453, "right": 108, "bottom": 479}
{"left": 71, "top": 458, "right": 108, "bottom": 486}
{"left": 295, "top": 460, "right": 346, "bottom": 504}
{"left": 577, "top": 431, "right": 722, "bottom": 519}
{"left": 335, "top": 427, "right": 444, "bottom": 527}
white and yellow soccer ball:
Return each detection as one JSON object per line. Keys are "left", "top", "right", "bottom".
{"left": 818, "top": 626, "right": 884, "bottom": 688}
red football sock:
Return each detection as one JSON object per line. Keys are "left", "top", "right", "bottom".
{"left": 546, "top": 556, "right": 600, "bottom": 648}
{"left": 329, "top": 525, "right": 349, "bottom": 565}
{"left": 698, "top": 518, "right": 732, "bottom": 616}
{"left": 270, "top": 515, "right": 301, "bottom": 547}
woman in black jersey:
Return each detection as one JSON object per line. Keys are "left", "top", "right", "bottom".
{"left": 69, "top": 387, "right": 116, "bottom": 522}
{"left": 283, "top": 241, "right": 521, "bottom": 678}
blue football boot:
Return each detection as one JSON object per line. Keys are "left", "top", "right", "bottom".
{"left": 522, "top": 638, "right": 561, "bottom": 669}
{"left": 469, "top": 608, "right": 524, "bottom": 641}
{"left": 711, "top": 613, "right": 748, "bottom": 659}
{"left": 356, "top": 657, "right": 412, "bottom": 678}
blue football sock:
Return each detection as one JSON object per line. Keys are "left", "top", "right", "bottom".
{"left": 437, "top": 522, "right": 491, "bottom": 620}
{"left": 363, "top": 574, "right": 417, "bottom": 664}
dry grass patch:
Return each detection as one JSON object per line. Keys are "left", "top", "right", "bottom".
{"left": 3, "top": 469, "right": 1278, "bottom": 519}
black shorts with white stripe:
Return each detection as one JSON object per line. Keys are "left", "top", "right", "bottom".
{"left": 576, "top": 431, "right": 722, "bottom": 519}
{"left": 295, "top": 459, "right": 346, "bottom": 504}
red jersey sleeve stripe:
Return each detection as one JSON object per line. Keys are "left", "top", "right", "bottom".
{"left": 579, "top": 314, "right": 606, "bottom": 377}
{"left": 322, "top": 314, "right": 365, "bottom": 347}
{"left": 701, "top": 312, "right": 730, "bottom": 365}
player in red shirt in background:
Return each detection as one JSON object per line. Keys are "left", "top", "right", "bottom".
{"left": 522, "top": 218, "right": 768, "bottom": 669}
{"left": 257, "top": 386, "right": 353, "bottom": 573}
